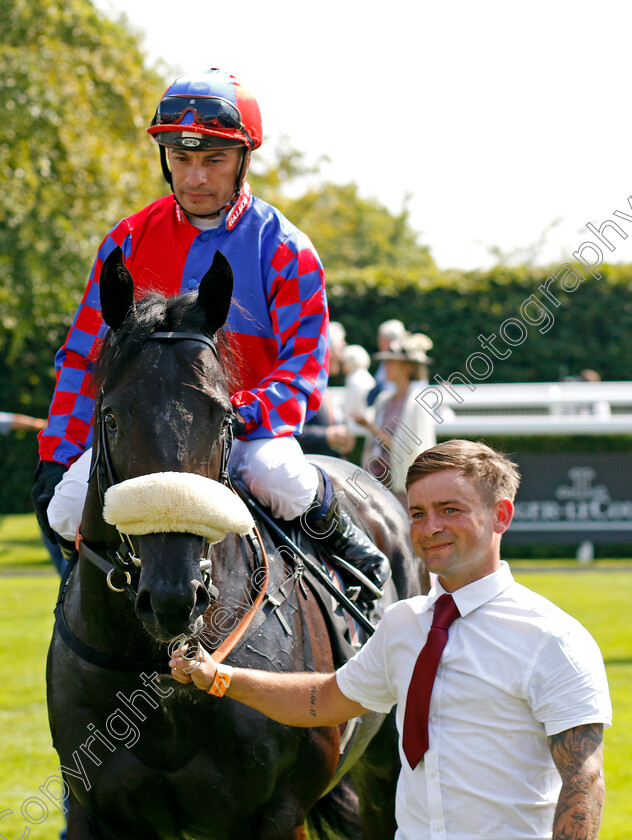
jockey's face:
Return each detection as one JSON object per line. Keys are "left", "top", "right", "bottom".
{"left": 167, "top": 146, "right": 243, "bottom": 216}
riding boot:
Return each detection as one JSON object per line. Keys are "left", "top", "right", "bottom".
{"left": 303, "top": 467, "right": 391, "bottom": 600}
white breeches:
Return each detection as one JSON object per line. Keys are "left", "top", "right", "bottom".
{"left": 229, "top": 436, "right": 319, "bottom": 520}
{"left": 48, "top": 436, "right": 320, "bottom": 541}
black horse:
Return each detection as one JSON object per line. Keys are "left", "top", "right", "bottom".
{"left": 47, "top": 248, "right": 428, "bottom": 840}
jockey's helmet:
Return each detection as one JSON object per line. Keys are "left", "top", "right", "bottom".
{"left": 147, "top": 68, "right": 262, "bottom": 152}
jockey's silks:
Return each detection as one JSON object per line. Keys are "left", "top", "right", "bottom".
{"left": 39, "top": 186, "right": 329, "bottom": 467}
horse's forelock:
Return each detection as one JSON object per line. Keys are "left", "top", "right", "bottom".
{"left": 94, "top": 291, "right": 237, "bottom": 395}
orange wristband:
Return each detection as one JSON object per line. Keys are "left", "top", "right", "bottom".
{"left": 208, "top": 664, "right": 233, "bottom": 697}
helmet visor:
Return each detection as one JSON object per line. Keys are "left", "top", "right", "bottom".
{"left": 151, "top": 95, "right": 254, "bottom": 148}
{"left": 153, "top": 95, "right": 241, "bottom": 129}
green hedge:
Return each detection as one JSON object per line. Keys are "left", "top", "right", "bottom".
{"left": 328, "top": 262, "right": 632, "bottom": 382}
{"left": 0, "top": 434, "right": 40, "bottom": 515}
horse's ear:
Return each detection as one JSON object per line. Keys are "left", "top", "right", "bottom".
{"left": 100, "top": 246, "right": 135, "bottom": 332}
{"left": 197, "top": 251, "right": 234, "bottom": 334}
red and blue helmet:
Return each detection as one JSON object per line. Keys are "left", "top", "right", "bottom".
{"left": 148, "top": 68, "right": 262, "bottom": 152}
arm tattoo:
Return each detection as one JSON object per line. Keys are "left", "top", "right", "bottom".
{"left": 548, "top": 723, "right": 605, "bottom": 840}
{"left": 309, "top": 685, "right": 317, "bottom": 718}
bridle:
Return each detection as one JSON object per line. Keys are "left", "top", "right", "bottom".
{"left": 83, "top": 330, "right": 231, "bottom": 600}
{"left": 55, "top": 328, "right": 272, "bottom": 670}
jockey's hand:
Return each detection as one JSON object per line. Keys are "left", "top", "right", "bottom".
{"left": 31, "top": 460, "right": 68, "bottom": 543}
{"left": 169, "top": 643, "right": 217, "bottom": 692}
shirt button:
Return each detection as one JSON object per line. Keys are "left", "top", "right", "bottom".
{"left": 199, "top": 232, "right": 208, "bottom": 242}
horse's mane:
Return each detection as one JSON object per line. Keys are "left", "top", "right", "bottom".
{"left": 93, "top": 291, "right": 239, "bottom": 396}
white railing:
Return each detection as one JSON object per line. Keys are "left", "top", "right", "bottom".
{"left": 331, "top": 381, "right": 632, "bottom": 436}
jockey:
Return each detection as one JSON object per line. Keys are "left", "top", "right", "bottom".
{"left": 31, "top": 68, "right": 390, "bottom": 599}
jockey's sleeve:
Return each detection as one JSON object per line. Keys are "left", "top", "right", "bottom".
{"left": 230, "top": 236, "right": 330, "bottom": 439}
{"left": 37, "top": 232, "right": 130, "bottom": 467}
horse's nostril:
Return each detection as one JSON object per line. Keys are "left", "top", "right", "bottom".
{"left": 193, "top": 581, "right": 211, "bottom": 620}
{"left": 136, "top": 589, "right": 153, "bottom": 621}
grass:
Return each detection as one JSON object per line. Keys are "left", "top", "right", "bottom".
{"left": 0, "top": 578, "right": 64, "bottom": 838}
{"left": 512, "top": 569, "right": 632, "bottom": 839}
{"left": 0, "top": 513, "right": 57, "bottom": 572}
{"left": 0, "top": 514, "right": 630, "bottom": 838}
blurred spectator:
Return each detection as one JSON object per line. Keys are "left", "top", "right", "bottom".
{"left": 579, "top": 369, "right": 611, "bottom": 417}
{"left": 341, "top": 344, "right": 376, "bottom": 419}
{"left": 558, "top": 369, "right": 611, "bottom": 417}
{"left": 297, "top": 321, "right": 356, "bottom": 458}
{"left": 1, "top": 410, "right": 66, "bottom": 574}
{"left": 0, "top": 411, "right": 46, "bottom": 434}
{"left": 367, "top": 319, "right": 407, "bottom": 406}
{"left": 329, "top": 321, "right": 346, "bottom": 374}
{"left": 356, "top": 333, "right": 437, "bottom": 507}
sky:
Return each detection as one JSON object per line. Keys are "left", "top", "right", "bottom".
{"left": 94, "top": 0, "right": 632, "bottom": 271}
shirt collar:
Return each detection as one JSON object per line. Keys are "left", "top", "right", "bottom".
{"left": 426, "top": 561, "right": 514, "bottom": 618}
{"left": 187, "top": 211, "right": 227, "bottom": 230}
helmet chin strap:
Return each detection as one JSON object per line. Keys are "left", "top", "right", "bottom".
{"left": 159, "top": 145, "right": 173, "bottom": 187}
{"left": 159, "top": 145, "right": 249, "bottom": 220}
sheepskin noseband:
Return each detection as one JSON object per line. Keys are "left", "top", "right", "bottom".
{"left": 102, "top": 472, "right": 254, "bottom": 544}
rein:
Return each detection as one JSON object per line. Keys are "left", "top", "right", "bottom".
{"left": 57, "top": 328, "right": 272, "bottom": 671}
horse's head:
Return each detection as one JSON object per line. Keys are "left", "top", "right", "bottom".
{"left": 85, "top": 246, "right": 249, "bottom": 642}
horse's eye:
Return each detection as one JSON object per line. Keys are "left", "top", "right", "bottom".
{"left": 103, "top": 412, "right": 118, "bottom": 433}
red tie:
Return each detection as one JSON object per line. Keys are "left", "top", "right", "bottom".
{"left": 403, "top": 593, "right": 460, "bottom": 768}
